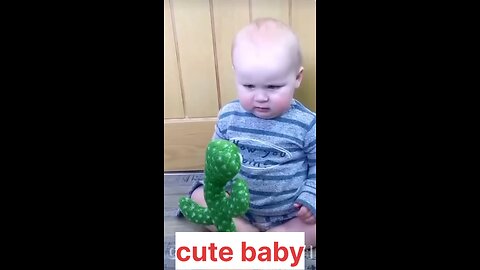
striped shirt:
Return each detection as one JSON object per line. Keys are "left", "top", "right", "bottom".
{"left": 213, "top": 99, "right": 316, "bottom": 219}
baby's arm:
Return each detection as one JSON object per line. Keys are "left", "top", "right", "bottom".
{"left": 212, "top": 122, "right": 226, "bottom": 140}
{"left": 295, "top": 121, "right": 316, "bottom": 220}
{"left": 212, "top": 108, "right": 228, "bottom": 140}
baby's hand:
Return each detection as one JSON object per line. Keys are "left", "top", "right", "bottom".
{"left": 294, "top": 203, "right": 316, "bottom": 224}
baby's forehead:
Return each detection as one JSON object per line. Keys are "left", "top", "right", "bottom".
{"left": 233, "top": 37, "right": 300, "bottom": 72}
{"left": 233, "top": 49, "right": 298, "bottom": 81}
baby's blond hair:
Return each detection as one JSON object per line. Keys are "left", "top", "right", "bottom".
{"left": 231, "top": 18, "right": 302, "bottom": 70}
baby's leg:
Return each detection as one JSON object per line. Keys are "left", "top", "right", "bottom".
{"left": 190, "top": 186, "right": 259, "bottom": 232}
{"left": 267, "top": 218, "right": 316, "bottom": 247}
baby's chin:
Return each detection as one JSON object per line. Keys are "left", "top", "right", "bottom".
{"left": 239, "top": 102, "right": 288, "bottom": 119}
{"left": 250, "top": 108, "right": 284, "bottom": 119}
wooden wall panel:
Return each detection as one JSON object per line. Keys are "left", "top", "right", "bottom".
{"left": 292, "top": 0, "right": 316, "bottom": 112}
{"left": 212, "top": 0, "right": 250, "bottom": 107}
{"left": 164, "top": 0, "right": 184, "bottom": 118}
{"left": 170, "top": 0, "right": 219, "bottom": 117}
{"left": 164, "top": 118, "right": 217, "bottom": 171}
{"left": 251, "top": 0, "right": 290, "bottom": 25}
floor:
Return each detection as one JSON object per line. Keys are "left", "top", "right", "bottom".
{"left": 163, "top": 172, "right": 316, "bottom": 270}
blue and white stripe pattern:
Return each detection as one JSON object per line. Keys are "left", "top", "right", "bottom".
{"left": 212, "top": 99, "right": 316, "bottom": 228}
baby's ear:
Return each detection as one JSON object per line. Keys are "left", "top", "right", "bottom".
{"left": 295, "top": 66, "right": 304, "bottom": 88}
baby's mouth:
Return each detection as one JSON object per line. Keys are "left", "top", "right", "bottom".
{"left": 254, "top": 107, "right": 270, "bottom": 112}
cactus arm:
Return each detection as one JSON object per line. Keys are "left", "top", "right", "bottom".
{"left": 179, "top": 197, "right": 213, "bottom": 225}
{"left": 225, "top": 177, "right": 250, "bottom": 216}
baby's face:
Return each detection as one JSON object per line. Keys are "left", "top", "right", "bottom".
{"left": 233, "top": 44, "right": 302, "bottom": 119}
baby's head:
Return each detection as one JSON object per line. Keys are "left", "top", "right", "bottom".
{"left": 231, "top": 18, "right": 303, "bottom": 119}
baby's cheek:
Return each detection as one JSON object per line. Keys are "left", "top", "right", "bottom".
{"left": 272, "top": 96, "right": 293, "bottom": 110}
{"left": 239, "top": 96, "right": 254, "bottom": 111}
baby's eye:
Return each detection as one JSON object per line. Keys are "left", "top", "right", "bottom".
{"left": 266, "top": 85, "right": 283, "bottom": 90}
{"left": 243, "top": 84, "right": 255, "bottom": 89}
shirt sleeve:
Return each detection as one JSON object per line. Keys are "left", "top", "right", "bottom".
{"left": 295, "top": 121, "right": 316, "bottom": 217}
{"left": 212, "top": 109, "right": 228, "bottom": 140}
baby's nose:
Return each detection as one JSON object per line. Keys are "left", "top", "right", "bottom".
{"left": 254, "top": 92, "right": 269, "bottom": 102}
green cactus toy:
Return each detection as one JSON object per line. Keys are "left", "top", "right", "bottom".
{"left": 178, "top": 140, "right": 250, "bottom": 232}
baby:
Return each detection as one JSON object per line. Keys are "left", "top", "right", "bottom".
{"left": 182, "top": 18, "right": 316, "bottom": 246}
